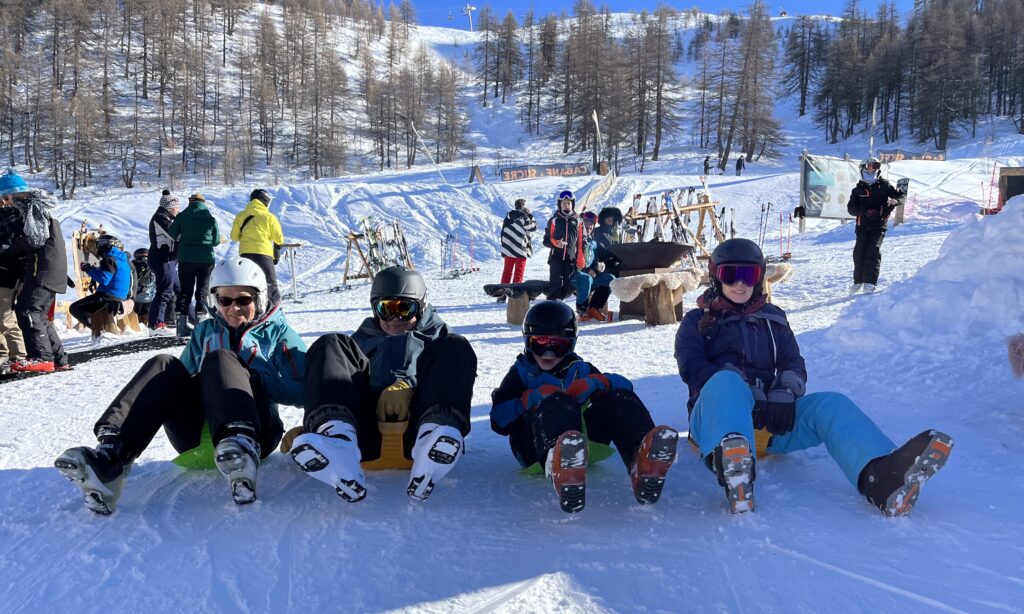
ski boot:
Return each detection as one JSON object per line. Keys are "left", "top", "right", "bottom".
{"left": 55, "top": 433, "right": 133, "bottom": 515}
{"left": 630, "top": 426, "right": 679, "bottom": 505}
{"left": 859, "top": 430, "right": 953, "bottom": 517}
{"left": 710, "top": 432, "right": 756, "bottom": 514}
{"left": 408, "top": 423, "right": 463, "bottom": 501}
{"left": 849, "top": 283, "right": 863, "bottom": 294}
{"left": 214, "top": 434, "right": 261, "bottom": 505}
{"left": 547, "top": 430, "right": 588, "bottom": 513}
{"left": 175, "top": 314, "right": 192, "bottom": 337}
{"left": 290, "top": 420, "right": 367, "bottom": 503}
{"left": 862, "top": 283, "right": 877, "bottom": 294}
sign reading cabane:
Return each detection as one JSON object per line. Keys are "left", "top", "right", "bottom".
{"left": 500, "top": 163, "right": 592, "bottom": 182}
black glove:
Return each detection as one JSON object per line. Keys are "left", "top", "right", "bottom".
{"left": 80, "top": 262, "right": 91, "bottom": 272}
{"left": 750, "top": 378, "right": 768, "bottom": 429}
{"left": 765, "top": 386, "right": 796, "bottom": 435}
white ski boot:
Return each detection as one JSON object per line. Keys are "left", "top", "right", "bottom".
{"left": 215, "top": 434, "right": 261, "bottom": 505}
{"left": 55, "top": 439, "right": 132, "bottom": 515}
{"left": 849, "top": 283, "right": 863, "bottom": 294}
{"left": 407, "top": 423, "right": 463, "bottom": 501}
{"left": 290, "top": 420, "right": 366, "bottom": 503}
{"left": 862, "top": 283, "right": 877, "bottom": 294}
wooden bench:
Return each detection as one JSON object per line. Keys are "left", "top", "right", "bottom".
{"left": 483, "top": 280, "right": 550, "bottom": 325}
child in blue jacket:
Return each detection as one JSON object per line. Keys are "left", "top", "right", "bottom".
{"left": 56, "top": 258, "right": 306, "bottom": 514}
{"left": 491, "top": 300, "right": 678, "bottom": 513}
{"left": 675, "top": 238, "right": 953, "bottom": 516}
{"left": 69, "top": 234, "right": 133, "bottom": 330}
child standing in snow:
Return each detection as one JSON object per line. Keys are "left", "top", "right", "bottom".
{"left": 675, "top": 238, "right": 953, "bottom": 516}
{"left": 543, "top": 190, "right": 584, "bottom": 301}
{"left": 55, "top": 258, "right": 306, "bottom": 514}
{"left": 490, "top": 300, "right": 678, "bottom": 513}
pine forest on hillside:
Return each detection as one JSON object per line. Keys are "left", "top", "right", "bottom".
{"left": 1, "top": 0, "right": 1023, "bottom": 198}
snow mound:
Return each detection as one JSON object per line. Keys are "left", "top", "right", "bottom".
{"left": 826, "top": 195, "right": 1024, "bottom": 353}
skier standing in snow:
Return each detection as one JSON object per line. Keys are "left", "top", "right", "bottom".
{"left": 0, "top": 206, "right": 25, "bottom": 371}
{"left": 498, "top": 198, "right": 536, "bottom": 292}
{"left": 490, "top": 300, "right": 678, "bottom": 513}
{"left": 69, "top": 234, "right": 133, "bottom": 330}
{"left": 231, "top": 188, "right": 283, "bottom": 308}
{"left": 847, "top": 157, "right": 905, "bottom": 293}
{"left": 169, "top": 193, "right": 221, "bottom": 336}
{"left": 735, "top": 156, "right": 746, "bottom": 176}
{"left": 571, "top": 211, "right": 614, "bottom": 321}
{"left": 0, "top": 168, "right": 68, "bottom": 373}
{"left": 543, "top": 190, "right": 584, "bottom": 301}
{"left": 286, "top": 266, "right": 476, "bottom": 502}
{"left": 675, "top": 238, "right": 953, "bottom": 516}
{"left": 703, "top": 156, "right": 712, "bottom": 176}
{"left": 148, "top": 190, "right": 180, "bottom": 335}
{"left": 55, "top": 258, "right": 306, "bottom": 514}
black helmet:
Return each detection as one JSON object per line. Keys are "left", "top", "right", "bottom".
{"left": 523, "top": 300, "right": 577, "bottom": 343}
{"left": 709, "top": 238, "right": 766, "bottom": 297}
{"left": 249, "top": 188, "right": 272, "bottom": 205}
{"left": 370, "top": 265, "right": 426, "bottom": 303}
{"left": 133, "top": 247, "right": 149, "bottom": 260}
{"left": 96, "top": 234, "right": 124, "bottom": 254}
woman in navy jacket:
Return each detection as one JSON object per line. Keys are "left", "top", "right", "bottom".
{"left": 675, "top": 238, "right": 953, "bottom": 517}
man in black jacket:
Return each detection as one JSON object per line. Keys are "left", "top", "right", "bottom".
{"left": 846, "top": 158, "right": 905, "bottom": 294}
{"left": 0, "top": 212, "right": 26, "bottom": 369}
{"left": 148, "top": 190, "right": 180, "bottom": 334}
{"left": 0, "top": 169, "right": 68, "bottom": 373}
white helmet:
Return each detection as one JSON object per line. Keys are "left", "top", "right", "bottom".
{"left": 860, "top": 157, "right": 882, "bottom": 183}
{"left": 206, "top": 257, "right": 268, "bottom": 314}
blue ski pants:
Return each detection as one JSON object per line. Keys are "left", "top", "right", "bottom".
{"left": 571, "top": 271, "right": 614, "bottom": 308}
{"left": 689, "top": 370, "right": 895, "bottom": 487}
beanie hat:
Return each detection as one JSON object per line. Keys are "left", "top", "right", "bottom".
{"left": 0, "top": 168, "right": 29, "bottom": 196}
{"left": 159, "top": 192, "right": 179, "bottom": 210}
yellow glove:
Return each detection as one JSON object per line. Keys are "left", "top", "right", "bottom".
{"left": 377, "top": 380, "right": 414, "bottom": 422}
{"left": 279, "top": 425, "right": 305, "bottom": 453}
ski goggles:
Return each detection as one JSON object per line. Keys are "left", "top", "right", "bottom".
{"left": 373, "top": 297, "right": 421, "bottom": 321}
{"left": 527, "top": 334, "right": 575, "bottom": 358}
{"left": 862, "top": 160, "right": 881, "bottom": 171}
{"left": 715, "top": 263, "right": 763, "bottom": 287}
{"left": 215, "top": 295, "right": 256, "bottom": 307}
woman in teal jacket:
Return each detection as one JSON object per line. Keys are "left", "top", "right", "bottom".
{"left": 55, "top": 258, "right": 306, "bottom": 515}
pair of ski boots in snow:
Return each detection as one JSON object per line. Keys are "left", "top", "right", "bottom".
{"left": 54, "top": 431, "right": 263, "bottom": 514}
{"left": 708, "top": 429, "right": 954, "bottom": 516}
{"left": 289, "top": 420, "right": 462, "bottom": 503}
{"left": 546, "top": 426, "right": 679, "bottom": 514}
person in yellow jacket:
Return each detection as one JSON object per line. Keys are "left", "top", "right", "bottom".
{"left": 231, "top": 188, "right": 283, "bottom": 306}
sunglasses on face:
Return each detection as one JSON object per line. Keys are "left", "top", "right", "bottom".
{"left": 527, "top": 335, "right": 574, "bottom": 358}
{"left": 715, "top": 263, "right": 763, "bottom": 287}
{"left": 216, "top": 295, "right": 255, "bottom": 307}
{"left": 373, "top": 298, "right": 420, "bottom": 321}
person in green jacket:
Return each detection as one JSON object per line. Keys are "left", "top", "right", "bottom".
{"left": 169, "top": 193, "right": 221, "bottom": 336}
{"left": 55, "top": 258, "right": 306, "bottom": 514}
{"left": 231, "top": 188, "right": 283, "bottom": 307}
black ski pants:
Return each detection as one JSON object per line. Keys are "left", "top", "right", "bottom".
{"left": 852, "top": 227, "right": 886, "bottom": 285}
{"left": 70, "top": 292, "right": 121, "bottom": 328}
{"left": 547, "top": 258, "right": 577, "bottom": 301}
{"left": 94, "top": 349, "right": 284, "bottom": 459}
{"left": 14, "top": 281, "right": 66, "bottom": 364}
{"left": 241, "top": 253, "right": 280, "bottom": 307}
{"left": 149, "top": 253, "right": 179, "bottom": 328}
{"left": 304, "top": 332, "right": 477, "bottom": 460}
{"left": 176, "top": 261, "right": 214, "bottom": 318}
{"left": 508, "top": 389, "right": 655, "bottom": 469}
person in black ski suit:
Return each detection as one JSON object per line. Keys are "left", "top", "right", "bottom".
{"left": 286, "top": 266, "right": 477, "bottom": 503}
{"left": 593, "top": 207, "right": 626, "bottom": 277}
{"left": 735, "top": 156, "right": 746, "bottom": 176}
{"left": 675, "top": 238, "right": 953, "bottom": 516}
{"left": 543, "top": 189, "right": 585, "bottom": 301}
{"left": 847, "top": 157, "right": 905, "bottom": 293}
{"left": 490, "top": 300, "right": 678, "bottom": 513}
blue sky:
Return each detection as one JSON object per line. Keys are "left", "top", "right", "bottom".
{"left": 411, "top": 0, "right": 918, "bottom": 27}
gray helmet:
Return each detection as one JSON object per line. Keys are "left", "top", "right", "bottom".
{"left": 370, "top": 265, "right": 426, "bottom": 303}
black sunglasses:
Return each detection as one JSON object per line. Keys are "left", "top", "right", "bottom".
{"left": 216, "top": 295, "right": 255, "bottom": 307}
